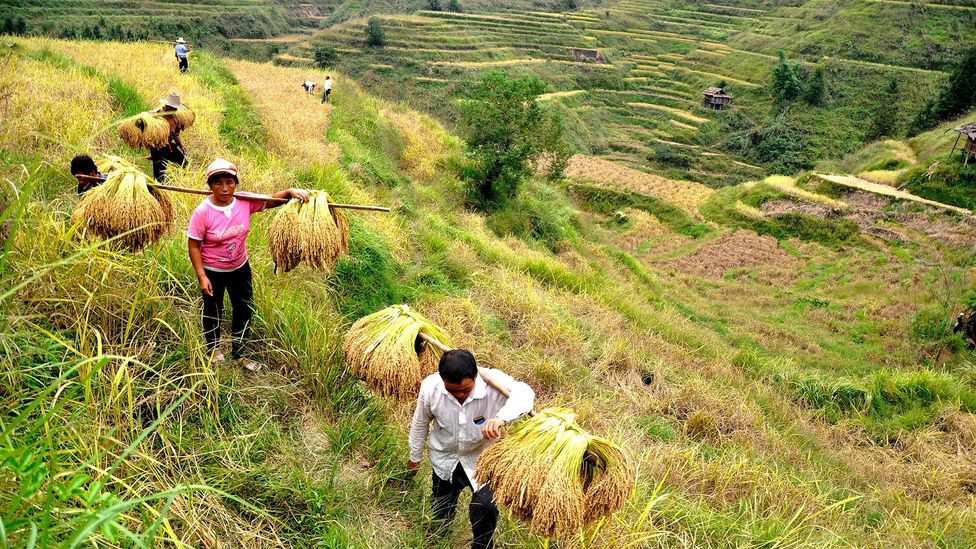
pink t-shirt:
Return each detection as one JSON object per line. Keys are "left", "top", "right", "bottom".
{"left": 187, "top": 195, "right": 266, "bottom": 271}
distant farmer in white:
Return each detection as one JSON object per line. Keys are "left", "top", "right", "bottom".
{"left": 302, "top": 80, "right": 317, "bottom": 94}
{"left": 408, "top": 349, "right": 534, "bottom": 549}
{"left": 322, "top": 75, "right": 332, "bottom": 103}
{"left": 174, "top": 38, "right": 190, "bottom": 73}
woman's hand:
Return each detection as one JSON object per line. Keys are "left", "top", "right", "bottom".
{"left": 288, "top": 188, "right": 310, "bottom": 203}
{"left": 199, "top": 274, "right": 213, "bottom": 297}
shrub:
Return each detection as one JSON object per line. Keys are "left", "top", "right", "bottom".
{"left": 459, "top": 71, "right": 568, "bottom": 210}
{"left": 447, "top": 0, "right": 463, "bottom": 12}
{"left": 365, "top": 17, "right": 385, "bottom": 48}
{"left": 770, "top": 50, "right": 802, "bottom": 104}
{"left": 650, "top": 142, "right": 695, "bottom": 168}
{"left": 313, "top": 43, "right": 338, "bottom": 68}
{"left": 486, "top": 180, "right": 580, "bottom": 250}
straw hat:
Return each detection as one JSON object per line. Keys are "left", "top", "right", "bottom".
{"left": 176, "top": 37, "right": 186, "bottom": 44}
{"left": 158, "top": 92, "right": 186, "bottom": 110}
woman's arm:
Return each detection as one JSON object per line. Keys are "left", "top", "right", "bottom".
{"left": 187, "top": 239, "right": 213, "bottom": 296}
{"left": 265, "top": 188, "right": 310, "bottom": 210}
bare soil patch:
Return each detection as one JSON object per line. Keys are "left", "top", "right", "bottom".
{"left": 666, "top": 229, "right": 797, "bottom": 278}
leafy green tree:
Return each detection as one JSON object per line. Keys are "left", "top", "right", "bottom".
{"left": 804, "top": 64, "right": 826, "bottom": 106}
{"left": 770, "top": 50, "right": 802, "bottom": 104}
{"left": 428, "top": 0, "right": 443, "bottom": 10}
{"left": 910, "top": 48, "right": 976, "bottom": 134}
{"left": 364, "top": 17, "right": 385, "bottom": 47}
{"left": 313, "top": 43, "right": 338, "bottom": 68}
{"left": 15, "top": 17, "right": 27, "bottom": 35}
{"left": 459, "top": 72, "right": 569, "bottom": 209}
{"left": 867, "top": 78, "right": 901, "bottom": 140}
{"left": 447, "top": 0, "right": 463, "bottom": 12}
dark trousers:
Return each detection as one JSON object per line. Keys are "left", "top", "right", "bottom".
{"left": 201, "top": 262, "right": 253, "bottom": 359}
{"left": 321, "top": 89, "right": 331, "bottom": 103}
{"left": 178, "top": 57, "right": 188, "bottom": 73}
{"left": 432, "top": 464, "right": 498, "bottom": 549}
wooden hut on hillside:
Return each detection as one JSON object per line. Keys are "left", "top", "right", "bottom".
{"left": 948, "top": 122, "right": 976, "bottom": 165}
{"left": 702, "top": 87, "right": 733, "bottom": 110}
{"left": 571, "top": 48, "right": 607, "bottom": 64}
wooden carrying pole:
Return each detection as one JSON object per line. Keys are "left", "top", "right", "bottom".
{"left": 75, "top": 175, "right": 391, "bottom": 212}
{"left": 418, "top": 332, "right": 535, "bottom": 416}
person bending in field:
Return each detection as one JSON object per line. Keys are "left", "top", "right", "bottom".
{"left": 322, "top": 75, "right": 332, "bottom": 103}
{"left": 70, "top": 154, "right": 104, "bottom": 194}
{"left": 302, "top": 80, "right": 316, "bottom": 94}
{"left": 149, "top": 92, "right": 189, "bottom": 183}
{"left": 187, "top": 158, "right": 310, "bottom": 372}
{"left": 174, "top": 38, "right": 190, "bottom": 73}
{"left": 408, "top": 350, "right": 534, "bottom": 549}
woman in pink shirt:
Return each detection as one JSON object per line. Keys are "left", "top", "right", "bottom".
{"left": 187, "top": 158, "right": 309, "bottom": 371}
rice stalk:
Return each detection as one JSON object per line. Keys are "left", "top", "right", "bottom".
{"left": 71, "top": 165, "right": 173, "bottom": 250}
{"left": 476, "top": 408, "right": 635, "bottom": 538}
{"left": 117, "top": 111, "right": 170, "bottom": 149}
{"left": 342, "top": 305, "right": 451, "bottom": 398}
{"left": 268, "top": 190, "right": 350, "bottom": 273}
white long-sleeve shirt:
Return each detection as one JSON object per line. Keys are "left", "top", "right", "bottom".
{"left": 409, "top": 368, "right": 534, "bottom": 489}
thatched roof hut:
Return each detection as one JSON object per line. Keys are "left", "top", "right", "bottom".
{"left": 949, "top": 122, "right": 976, "bottom": 165}
{"left": 702, "top": 86, "right": 733, "bottom": 110}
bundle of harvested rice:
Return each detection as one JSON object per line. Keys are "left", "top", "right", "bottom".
{"left": 477, "top": 408, "right": 634, "bottom": 538}
{"left": 342, "top": 305, "right": 451, "bottom": 398}
{"left": 71, "top": 165, "right": 174, "bottom": 250}
{"left": 117, "top": 111, "right": 170, "bottom": 149}
{"left": 169, "top": 108, "right": 195, "bottom": 131}
{"left": 268, "top": 190, "right": 349, "bottom": 272}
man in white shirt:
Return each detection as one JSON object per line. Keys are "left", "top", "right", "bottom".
{"left": 321, "top": 75, "right": 333, "bottom": 103}
{"left": 408, "top": 349, "right": 535, "bottom": 549}
{"left": 302, "top": 80, "right": 316, "bottom": 94}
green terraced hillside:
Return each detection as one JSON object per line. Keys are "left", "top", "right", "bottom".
{"left": 300, "top": 0, "right": 975, "bottom": 186}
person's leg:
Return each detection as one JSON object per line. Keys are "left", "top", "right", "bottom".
{"left": 179, "top": 57, "right": 188, "bottom": 73}
{"left": 201, "top": 268, "right": 227, "bottom": 357}
{"left": 325, "top": 89, "right": 331, "bottom": 103}
{"left": 469, "top": 484, "right": 499, "bottom": 549}
{"left": 322, "top": 89, "right": 328, "bottom": 103}
{"left": 431, "top": 465, "right": 466, "bottom": 524}
{"left": 227, "top": 262, "right": 254, "bottom": 361}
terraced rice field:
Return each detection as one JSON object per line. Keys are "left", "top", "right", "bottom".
{"left": 300, "top": 0, "right": 968, "bottom": 191}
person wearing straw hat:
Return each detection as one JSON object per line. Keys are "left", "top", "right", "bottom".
{"left": 149, "top": 92, "right": 189, "bottom": 183}
{"left": 174, "top": 38, "right": 190, "bottom": 73}
{"left": 408, "top": 349, "right": 535, "bottom": 549}
{"left": 187, "top": 158, "right": 310, "bottom": 372}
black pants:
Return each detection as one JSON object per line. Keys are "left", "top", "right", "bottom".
{"left": 432, "top": 464, "right": 498, "bottom": 549}
{"left": 178, "top": 57, "right": 188, "bottom": 73}
{"left": 201, "top": 262, "right": 253, "bottom": 359}
{"left": 150, "top": 145, "right": 187, "bottom": 183}
{"left": 321, "top": 89, "right": 331, "bottom": 103}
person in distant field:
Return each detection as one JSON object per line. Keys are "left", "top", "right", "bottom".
{"left": 408, "top": 349, "right": 534, "bottom": 549}
{"left": 322, "top": 75, "right": 332, "bottom": 103}
{"left": 149, "top": 92, "right": 189, "bottom": 183}
{"left": 174, "top": 37, "right": 190, "bottom": 73}
{"left": 187, "top": 158, "right": 310, "bottom": 372}
{"left": 302, "top": 80, "right": 317, "bottom": 94}
{"left": 70, "top": 154, "right": 104, "bottom": 194}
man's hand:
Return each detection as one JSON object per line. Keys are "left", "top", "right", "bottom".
{"left": 199, "top": 275, "right": 213, "bottom": 297}
{"left": 288, "top": 188, "right": 311, "bottom": 203}
{"left": 481, "top": 418, "right": 506, "bottom": 440}
{"left": 407, "top": 460, "right": 420, "bottom": 474}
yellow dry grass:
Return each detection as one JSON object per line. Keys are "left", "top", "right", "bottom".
{"left": 382, "top": 107, "right": 460, "bottom": 182}
{"left": 537, "top": 90, "right": 587, "bottom": 102}
{"left": 816, "top": 174, "right": 972, "bottom": 215}
{"left": 225, "top": 59, "right": 340, "bottom": 167}
{"left": 762, "top": 175, "right": 849, "bottom": 209}
{"left": 0, "top": 53, "right": 114, "bottom": 158}
{"left": 565, "top": 155, "right": 714, "bottom": 215}
{"left": 25, "top": 38, "right": 226, "bottom": 164}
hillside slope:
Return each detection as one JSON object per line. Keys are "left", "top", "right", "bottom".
{"left": 305, "top": 0, "right": 975, "bottom": 187}
{"left": 2, "top": 37, "right": 976, "bottom": 547}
